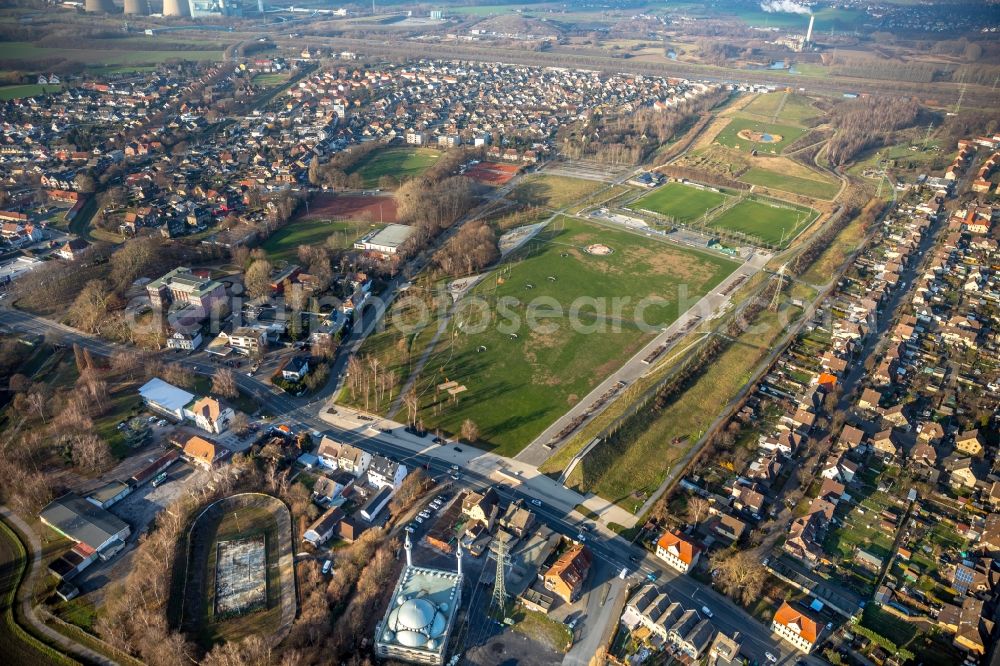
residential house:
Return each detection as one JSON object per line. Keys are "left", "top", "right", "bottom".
{"left": 771, "top": 602, "right": 821, "bottom": 653}
{"left": 713, "top": 513, "right": 748, "bottom": 542}
{"left": 944, "top": 455, "right": 978, "bottom": 489}
{"left": 783, "top": 512, "right": 826, "bottom": 567}
{"left": 731, "top": 483, "right": 766, "bottom": 517}
{"left": 708, "top": 631, "right": 743, "bottom": 666}
{"left": 872, "top": 429, "right": 900, "bottom": 459}
{"left": 316, "top": 437, "right": 371, "bottom": 475}
{"left": 304, "top": 506, "right": 345, "bottom": 546}
{"left": 954, "top": 597, "right": 993, "bottom": 655}
{"left": 955, "top": 430, "right": 984, "bottom": 457}
{"left": 543, "top": 544, "right": 591, "bottom": 603}
{"left": 462, "top": 488, "right": 500, "bottom": 531}
{"left": 498, "top": 501, "right": 535, "bottom": 539}
{"left": 182, "top": 435, "right": 226, "bottom": 468}
{"left": 282, "top": 356, "right": 310, "bottom": 382}
{"left": 655, "top": 531, "right": 701, "bottom": 574}
{"left": 857, "top": 388, "right": 882, "bottom": 412}
{"left": 184, "top": 396, "right": 233, "bottom": 435}
{"left": 226, "top": 326, "right": 267, "bottom": 355}
{"left": 312, "top": 471, "right": 355, "bottom": 504}
{"left": 56, "top": 238, "right": 89, "bottom": 260}
{"left": 166, "top": 330, "right": 203, "bottom": 350}
{"left": 367, "top": 455, "right": 407, "bottom": 490}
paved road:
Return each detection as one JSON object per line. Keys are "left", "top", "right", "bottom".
{"left": 1, "top": 507, "right": 117, "bottom": 666}
{"left": 0, "top": 307, "right": 811, "bottom": 665}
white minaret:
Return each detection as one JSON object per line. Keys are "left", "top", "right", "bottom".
{"left": 456, "top": 539, "right": 463, "bottom": 577}
{"left": 806, "top": 15, "right": 815, "bottom": 43}
{"left": 404, "top": 531, "right": 413, "bottom": 567}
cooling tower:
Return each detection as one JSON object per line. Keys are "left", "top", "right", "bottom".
{"left": 162, "top": 0, "right": 191, "bottom": 16}
{"left": 84, "top": 0, "right": 116, "bottom": 12}
{"left": 124, "top": 0, "right": 150, "bottom": 15}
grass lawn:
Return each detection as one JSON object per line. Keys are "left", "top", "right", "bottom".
{"left": 251, "top": 72, "right": 290, "bottom": 87}
{"left": 631, "top": 182, "right": 728, "bottom": 223}
{"left": 715, "top": 117, "right": 807, "bottom": 153}
{"left": 262, "top": 218, "right": 381, "bottom": 262}
{"left": 348, "top": 146, "right": 441, "bottom": 188}
{"left": 404, "top": 216, "right": 738, "bottom": 456}
{"left": 568, "top": 305, "right": 799, "bottom": 509}
{"left": 510, "top": 174, "right": 605, "bottom": 209}
{"left": 0, "top": 84, "right": 63, "bottom": 100}
{"left": 709, "top": 198, "right": 815, "bottom": 247}
{"left": 740, "top": 93, "right": 818, "bottom": 125}
{"left": 740, "top": 167, "right": 840, "bottom": 200}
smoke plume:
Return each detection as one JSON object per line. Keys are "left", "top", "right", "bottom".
{"left": 760, "top": 1, "right": 811, "bottom": 14}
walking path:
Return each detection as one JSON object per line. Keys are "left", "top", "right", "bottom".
{"left": 1, "top": 506, "right": 118, "bottom": 666}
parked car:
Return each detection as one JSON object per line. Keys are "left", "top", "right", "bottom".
{"left": 322, "top": 560, "right": 332, "bottom": 575}
{"left": 700, "top": 606, "right": 714, "bottom": 619}
{"left": 453, "top": 446, "right": 462, "bottom": 452}
{"left": 765, "top": 652, "right": 777, "bottom": 663}
{"left": 530, "top": 499, "right": 542, "bottom": 507}
{"left": 414, "top": 516, "right": 424, "bottom": 523}
{"left": 405, "top": 525, "right": 415, "bottom": 533}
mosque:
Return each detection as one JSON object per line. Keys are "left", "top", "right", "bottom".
{"left": 374, "top": 533, "right": 464, "bottom": 665}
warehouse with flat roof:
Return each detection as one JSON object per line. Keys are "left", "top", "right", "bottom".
{"left": 354, "top": 224, "right": 415, "bottom": 256}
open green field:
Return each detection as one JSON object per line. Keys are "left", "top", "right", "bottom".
{"left": 709, "top": 198, "right": 815, "bottom": 246}
{"left": 740, "top": 167, "right": 840, "bottom": 200}
{"left": 348, "top": 146, "right": 441, "bottom": 188}
{"left": 567, "top": 304, "right": 800, "bottom": 510}
{"left": 0, "top": 84, "right": 63, "bottom": 101}
{"left": 715, "top": 117, "right": 807, "bottom": 153}
{"left": 510, "top": 174, "right": 605, "bottom": 209}
{"left": 739, "top": 93, "right": 818, "bottom": 125}
{"left": 0, "top": 42, "right": 224, "bottom": 67}
{"left": 407, "top": 216, "right": 738, "bottom": 455}
{"left": 631, "top": 182, "right": 727, "bottom": 222}
{"left": 0, "top": 520, "right": 71, "bottom": 666}
{"left": 262, "top": 219, "right": 381, "bottom": 262}
{"left": 252, "top": 72, "right": 290, "bottom": 87}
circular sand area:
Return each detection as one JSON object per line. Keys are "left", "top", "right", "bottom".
{"left": 584, "top": 243, "right": 613, "bottom": 255}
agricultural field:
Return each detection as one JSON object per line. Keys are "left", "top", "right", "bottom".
{"left": 510, "top": 174, "right": 605, "bottom": 209}
{"left": 630, "top": 182, "right": 728, "bottom": 223}
{"left": 740, "top": 167, "right": 840, "bottom": 200}
{"left": 0, "top": 520, "right": 69, "bottom": 666}
{"left": 0, "top": 41, "right": 224, "bottom": 67}
{"left": 262, "top": 218, "right": 383, "bottom": 262}
{"left": 715, "top": 117, "right": 807, "bottom": 153}
{"left": 0, "top": 84, "right": 63, "bottom": 100}
{"left": 403, "top": 216, "right": 738, "bottom": 456}
{"left": 708, "top": 198, "right": 816, "bottom": 246}
{"left": 348, "top": 146, "right": 442, "bottom": 188}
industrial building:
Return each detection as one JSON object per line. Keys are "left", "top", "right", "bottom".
{"left": 354, "top": 224, "right": 415, "bottom": 256}
{"left": 375, "top": 534, "right": 464, "bottom": 665}
{"left": 40, "top": 493, "right": 131, "bottom": 558}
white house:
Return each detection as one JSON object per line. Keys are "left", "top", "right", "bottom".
{"left": 183, "top": 396, "right": 234, "bottom": 435}
{"left": 367, "top": 454, "right": 407, "bottom": 490}
{"left": 655, "top": 531, "right": 701, "bottom": 574}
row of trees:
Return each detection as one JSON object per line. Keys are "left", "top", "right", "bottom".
{"left": 431, "top": 219, "right": 499, "bottom": 277}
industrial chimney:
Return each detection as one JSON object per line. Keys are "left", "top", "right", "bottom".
{"left": 84, "top": 0, "right": 116, "bottom": 12}
{"left": 162, "top": 0, "right": 191, "bottom": 16}
{"left": 124, "top": 0, "right": 150, "bottom": 15}
{"left": 805, "top": 14, "right": 815, "bottom": 44}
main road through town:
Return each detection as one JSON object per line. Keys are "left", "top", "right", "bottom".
{"left": 0, "top": 306, "right": 828, "bottom": 665}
